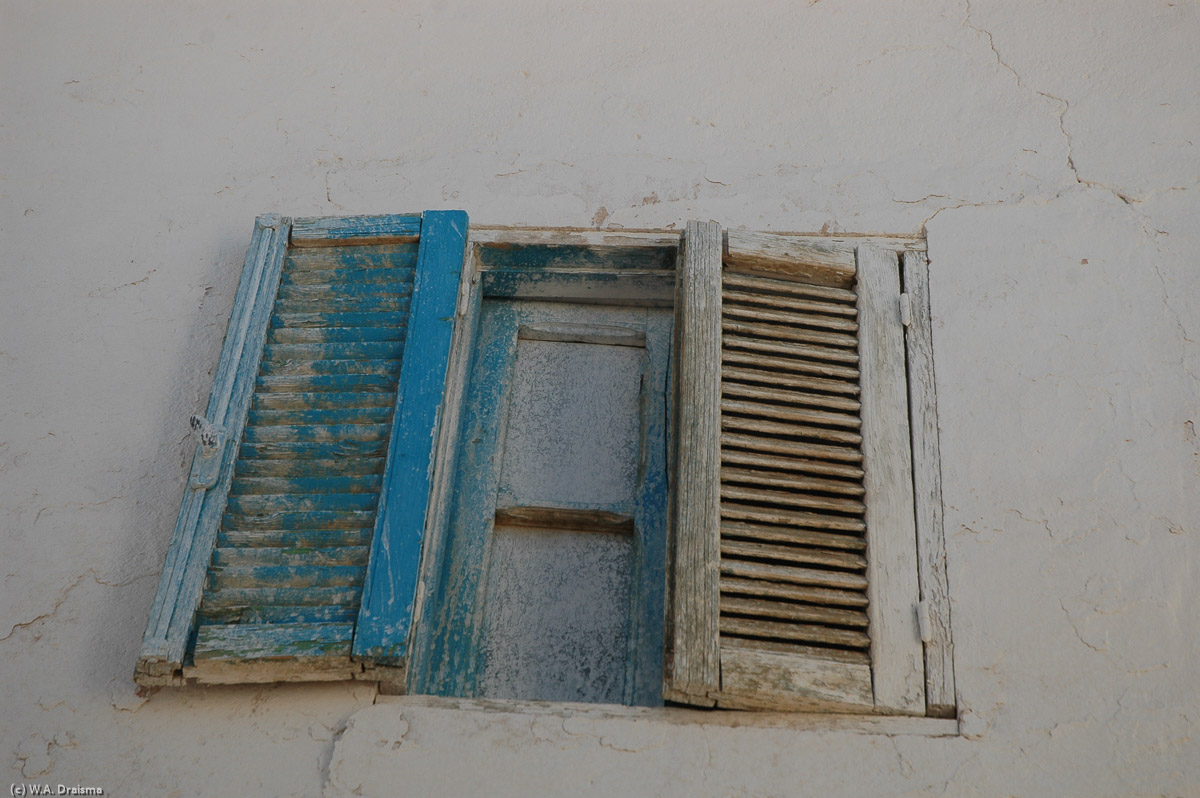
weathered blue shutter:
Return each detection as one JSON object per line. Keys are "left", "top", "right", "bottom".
{"left": 136, "top": 211, "right": 468, "bottom": 686}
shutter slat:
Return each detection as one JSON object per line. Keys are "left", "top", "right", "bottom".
{"left": 193, "top": 623, "right": 354, "bottom": 661}
{"left": 720, "top": 520, "right": 865, "bottom": 552}
{"left": 270, "top": 311, "right": 408, "bottom": 329}
{"left": 722, "top": 270, "right": 858, "bottom": 303}
{"left": 722, "top": 448, "right": 865, "bottom": 480}
{"left": 719, "top": 595, "right": 868, "bottom": 628}
{"left": 723, "top": 349, "right": 859, "bottom": 381}
{"left": 721, "top": 466, "right": 865, "bottom": 498}
{"left": 252, "top": 391, "right": 396, "bottom": 411}
{"left": 220, "top": 509, "right": 376, "bottom": 530}
{"left": 235, "top": 457, "right": 387, "bottom": 478}
{"left": 722, "top": 302, "right": 859, "bottom": 332}
{"left": 722, "top": 333, "right": 859, "bottom": 365}
{"left": 284, "top": 243, "right": 419, "bottom": 269}
{"left": 721, "top": 288, "right": 858, "bottom": 318}
{"left": 721, "top": 484, "right": 866, "bottom": 516}
{"left": 254, "top": 374, "right": 398, "bottom": 393}
{"left": 721, "top": 398, "right": 860, "bottom": 430}
{"left": 721, "top": 415, "right": 863, "bottom": 447}
{"left": 198, "top": 604, "right": 358, "bottom": 625}
{"left": 719, "top": 616, "right": 870, "bottom": 650}
{"left": 721, "top": 431, "right": 863, "bottom": 464}
{"left": 268, "top": 326, "right": 407, "bottom": 344}
{"left": 722, "top": 318, "right": 859, "bottom": 350}
{"left": 720, "top": 558, "right": 868, "bottom": 591}
{"left": 721, "top": 501, "right": 867, "bottom": 533}
{"left": 720, "top": 538, "right": 866, "bottom": 571}
{"left": 206, "top": 565, "right": 364, "bottom": 591}
{"left": 263, "top": 342, "right": 405, "bottom": 361}
{"left": 199, "top": 587, "right": 361, "bottom": 609}
{"left": 217, "top": 528, "right": 374, "bottom": 549}
{"left": 230, "top": 475, "right": 383, "bottom": 496}
{"left": 237, "top": 440, "right": 390, "bottom": 460}
{"left": 720, "top": 576, "right": 869, "bottom": 608}
{"left": 242, "top": 424, "right": 392, "bottom": 444}
{"left": 248, "top": 407, "right": 393, "bottom": 427}
{"left": 277, "top": 283, "right": 413, "bottom": 301}
{"left": 257, "top": 359, "right": 402, "bottom": 377}
{"left": 281, "top": 266, "right": 415, "bottom": 285}
{"left": 212, "top": 546, "right": 371, "bottom": 567}
{"left": 722, "top": 381, "right": 861, "bottom": 413}
{"left": 225, "top": 493, "right": 379, "bottom": 515}
{"left": 722, "top": 365, "right": 859, "bottom": 397}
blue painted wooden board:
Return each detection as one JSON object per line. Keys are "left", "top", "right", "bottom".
{"left": 353, "top": 210, "right": 469, "bottom": 665}
{"left": 291, "top": 214, "right": 422, "bottom": 243}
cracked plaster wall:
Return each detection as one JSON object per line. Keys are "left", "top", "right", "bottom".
{"left": 2, "top": 1, "right": 1196, "bottom": 795}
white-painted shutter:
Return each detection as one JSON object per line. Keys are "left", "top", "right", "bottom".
{"left": 666, "top": 224, "right": 925, "bottom": 713}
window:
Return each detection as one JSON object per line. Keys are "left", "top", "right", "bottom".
{"left": 137, "top": 213, "right": 953, "bottom": 719}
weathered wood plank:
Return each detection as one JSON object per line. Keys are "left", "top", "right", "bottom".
{"left": 217, "top": 529, "right": 374, "bottom": 549}
{"left": 716, "top": 644, "right": 874, "bottom": 711}
{"left": 229, "top": 475, "right": 383, "bottom": 496}
{"left": 721, "top": 333, "right": 859, "bottom": 365}
{"left": 856, "top": 244, "right": 925, "bottom": 715}
{"left": 234, "top": 456, "right": 387, "bottom": 478}
{"left": 267, "top": 326, "right": 406, "bottom": 344}
{"left": 517, "top": 321, "right": 646, "bottom": 348}
{"left": 720, "top": 398, "right": 860, "bottom": 431}
{"left": 225, "top": 492, "right": 378, "bottom": 515}
{"left": 665, "top": 220, "right": 723, "bottom": 706}
{"left": 192, "top": 622, "right": 355, "bottom": 660}
{"left": 721, "top": 416, "right": 863, "bottom": 447}
{"left": 220, "top": 509, "right": 375, "bottom": 531}
{"left": 199, "top": 586, "right": 362, "bottom": 609}
{"left": 721, "top": 366, "right": 860, "bottom": 397}
{"left": 254, "top": 374, "right": 398, "bottom": 393}
{"left": 481, "top": 268, "right": 675, "bottom": 306}
{"left": 252, "top": 391, "right": 395, "bottom": 411}
{"left": 722, "top": 270, "right": 859, "bottom": 303}
{"left": 270, "top": 311, "right": 408, "bottom": 329}
{"left": 719, "top": 576, "right": 869, "bottom": 608}
{"left": 277, "top": 282, "right": 413, "bottom": 301}
{"left": 722, "top": 288, "right": 857, "bottom": 317}
{"left": 207, "top": 564, "right": 364, "bottom": 591}
{"left": 721, "top": 431, "right": 863, "bottom": 465}
{"left": 354, "top": 210, "right": 469, "bottom": 665}
{"left": 241, "top": 423, "right": 391, "bottom": 444}
{"left": 211, "top": 546, "right": 371, "bottom": 567}
{"left": 722, "top": 301, "right": 859, "bottom": 333}
{"left": 272, "top": 294, "right": 411, "bottom": 315}
{"left": 478, "top": 243, "right": 676, "bottom": 271}
{"left": 903, "top": 250, "right": 956, "bottom": 718}
{"left": 290, "top": 214, "right": 421, "bottom": 246}
{"left": 720, "top": 382, "right": 861, "bottom": 414}
{"left": 493, "top": 505, "right": 636, "bottom": 533}
{"left": 724, "top": 230, "right": 857, "bottom": 290}
{"left": 719, "top": 520, "right": 866, "bottom": 552}
{"left": 719, "top": 558, "right": 868, "bottom": 592}
{"left": 263, "top": 342, "right": 405, "bottom": 362}
{"left": 247, "top": 407, "right": 393, "bottom": 427}
{"left": 719, "top": 616, "right": 870, "bottom": 650}
{"left": 722, "top": 317, "right": 859, "bottom": 350}
{"left": 721, "top": 448, "right": 864, "bottom": 481}
{"left": 720, "top": 538, "right": 866, "bottom": 571}
{"left": 198, "top": 603, "right": 359, "bottom": 626}
{"left": 284, "top": 242, "right": 419, "bottom": 269}
{"left": 720, "top": 483, "right": 866, "bottom": 517}
{"left": 469, "top": 226, "right": 681, "bottom": 250}
{"left": 723, "top": 350, "right": 860, "bottom": 382}
{"left": 280, "top": 266, "right": 415, "bottom": 285}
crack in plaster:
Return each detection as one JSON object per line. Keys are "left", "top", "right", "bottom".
{"left": 0, "top": 568, "right": 157, "bottom": 643}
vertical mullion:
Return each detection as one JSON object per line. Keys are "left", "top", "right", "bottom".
{"left": 856, "top": 244, "right": 925, "bottom": 714}
{"left": 902, "top": 250, "right": 956, "bottom": 717}
{"left": 353, "top": 210, "right": 469, "bottom": 666}
{"left": 665, "top": 220, "right": 722, "bottom": 705}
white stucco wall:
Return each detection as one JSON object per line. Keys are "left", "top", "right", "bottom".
{"left": 3, "top": 1, "right": 1197, "bottom": 795}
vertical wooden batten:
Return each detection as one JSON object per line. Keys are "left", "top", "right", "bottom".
{"left": 902, "top": 250, "right": 956, "bottom": 717}
{"left": 855, "top": 244, "right": 925, "bottom": 715}
{"left": 354, "top": 210, "right": 470, "bottom": 667}
{"left": 664, "top": 220, "right": 723, "bottom": 705}
{"left": 137, "top": 215, "right": 289, "bottom": 685}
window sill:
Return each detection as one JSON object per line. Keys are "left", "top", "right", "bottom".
{"left": 375, "top": 694, "right": 960, "bottom": 737}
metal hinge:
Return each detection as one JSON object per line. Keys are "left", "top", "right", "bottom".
{"left": 189, "top": 415, "right": 226, "bottom": 490}
{"left": 899, "top": 293, "right": 912, "bottom": 328}
{"left": 916, "top": 600, "right": 932, "bottom": 643}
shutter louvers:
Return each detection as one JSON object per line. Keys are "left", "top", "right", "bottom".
{"left": 667, "top": 227, "right": 924, "bottom": 714}
{"left": 137, "top": 212, "right": 468, "bottom": 687}
{"left": 189, "top": 236, "right": 421, "bottom": 682}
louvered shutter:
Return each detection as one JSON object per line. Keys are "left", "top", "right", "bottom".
{"left": 666, "top": 223, "right": 925, "bottom": 713}
{"left": 137, "top": 211, "right": 468, "bottom": 686}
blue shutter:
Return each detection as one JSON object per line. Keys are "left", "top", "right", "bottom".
{"left": 137, "top": 212, "right": 467, "bottom": 685}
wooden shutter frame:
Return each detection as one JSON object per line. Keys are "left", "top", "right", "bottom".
{"left": 136, "top": 212, "right": 468, "bottom": 687}
{"left": 666, "top": 225, "right": 937, "bottom": 715}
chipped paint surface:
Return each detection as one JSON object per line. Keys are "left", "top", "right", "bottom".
{"left": 2, "top": 1, "right": 1198, "bottom": 795}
